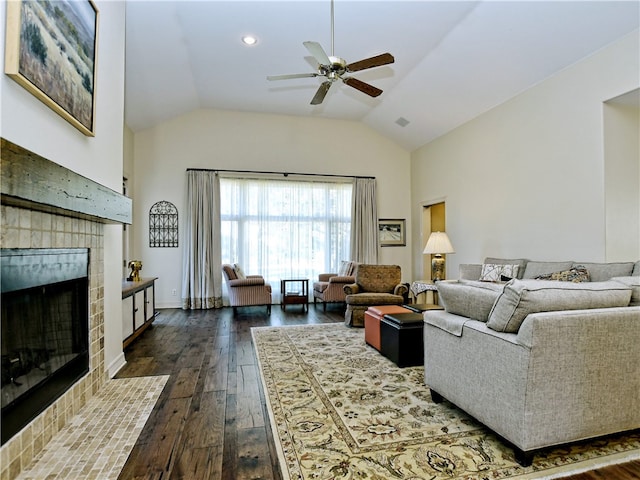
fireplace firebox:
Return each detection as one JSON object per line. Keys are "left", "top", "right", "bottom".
{"left": 1, "top": 248, "right": 89, "bottom": 444}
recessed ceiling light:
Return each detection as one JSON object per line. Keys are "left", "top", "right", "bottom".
{"left": 242, "top": 35, "right": 257, "bottom": 46}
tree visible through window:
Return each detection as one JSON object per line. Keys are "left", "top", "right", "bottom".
{"left": 220, "top": 177, "right": 352, "bottom": 294}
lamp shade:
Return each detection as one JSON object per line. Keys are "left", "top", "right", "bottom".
{"left": 423, "top": 231, "right": 455, "bottom": 255}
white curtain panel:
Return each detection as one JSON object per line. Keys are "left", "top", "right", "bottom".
{"left": 181, "top": 171, "right": 223, "bottom": 309}
{"left": 219, "top": 177, "right": 352, "bottom": 298}
{"left": 350, "top": 178, "right": 378, "bottom": 264}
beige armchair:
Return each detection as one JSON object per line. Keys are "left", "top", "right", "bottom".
{"left": 343, "top": 264, "right": 408, "bottom": 327}
{"left": 312, "top": 261, "right": 356, "bottom": 311}
{"left": 222, "top": 264, "right": 272, "bottom": 315}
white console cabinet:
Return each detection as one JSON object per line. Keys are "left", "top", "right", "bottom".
{"left": 122, "top": 277, "right": 157, "bottom": 348}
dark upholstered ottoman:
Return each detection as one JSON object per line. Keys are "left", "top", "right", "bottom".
{"left": 364, "top": 305, "right": 411, "bottom": 351}
{"left": 380, "top": 312, "right": 425, "bottom": 367}
{"left": 403, "top": 304, "right": 444, "bottom": 313}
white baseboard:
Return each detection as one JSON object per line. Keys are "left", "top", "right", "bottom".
{"left": 156, "top": 301, "right": 182, "bottom": 309}
{"left": 107, "top": 352, "right": 126, "bottom": 378}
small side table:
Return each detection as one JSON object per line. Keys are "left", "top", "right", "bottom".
{"left": 410, "top": 280, "right": 439, "bottom": 305}
{"left": 281, "top": 279, "right": 309, "bottom": 312}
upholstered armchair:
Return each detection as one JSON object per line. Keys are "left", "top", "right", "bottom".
{"left": 343, "top": 264, "right": 408, "bottom": 327}
{"left": 312, "top": 261, "right": 357, "bottom": 311}
{"left": 222, "top": 264, "right": 272, "bottom": 315}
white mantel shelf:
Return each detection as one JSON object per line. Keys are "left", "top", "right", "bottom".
{"left": 1, "top": 137, "right": 132, "bottom": 224}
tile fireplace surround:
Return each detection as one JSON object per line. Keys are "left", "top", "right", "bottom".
{"left": 1, "top": 206, "right": 104, "bottom": 479}
{"left": 1, "top": 138, "right": 131, "bottom": 479}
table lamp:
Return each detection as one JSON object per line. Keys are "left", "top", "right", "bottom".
{"left": 423, "top": 231, "right": 455, "bottom": 281}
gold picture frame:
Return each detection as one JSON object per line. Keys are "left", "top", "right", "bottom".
{"left": 4, "top": 0, "right": 99, "bottom": 136}
{"left": 378, "top": 218, "right": 406, "bottom": 247}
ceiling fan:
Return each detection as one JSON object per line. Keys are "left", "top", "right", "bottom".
{"left": 267, "top": 0, "right": 394, "bottom": 105}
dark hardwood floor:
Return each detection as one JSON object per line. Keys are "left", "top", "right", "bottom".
{"left": 116, "top": 305, "right": 640, "bottom": 480}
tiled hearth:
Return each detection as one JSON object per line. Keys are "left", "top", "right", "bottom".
{"left": 1, "top": 205, "right": 106, "bottom": 479}
{"left": 14, "top": 375, "right": 168, "bottom": 480}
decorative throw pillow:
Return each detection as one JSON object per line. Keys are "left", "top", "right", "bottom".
{"left": 338, "top": 260, "right": 350, "bottom": 276}
{"left": 234, "top": 263, "right": 246, "bottom": 279}
{"left": 479, "top": 264, "right": 520, "bottom": 282}
{"left": 484, "top": 257, "right": 528, "bottom": 278}
{"left": 535, "top": 265, "right": 590, "bottom": 283}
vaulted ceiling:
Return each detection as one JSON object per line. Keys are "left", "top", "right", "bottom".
{"left": 124, "top": 1, "right": 639, "bottom": 151}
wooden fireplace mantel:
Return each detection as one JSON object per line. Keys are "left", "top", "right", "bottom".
{"left": 1, "top": 138, "right": 132, "bottom": 224}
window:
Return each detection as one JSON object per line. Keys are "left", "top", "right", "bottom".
{"left": 220, "top": 177, "right": 352, "bottom": 293}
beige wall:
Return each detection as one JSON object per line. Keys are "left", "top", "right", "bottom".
{"left": 0, "top": 1, "right": 127, "bottom": 473}
{"left": 604, "top": 94, "right": 640, "bottom": 261}
{"left": 410, "top": 30, "right": 640, "bottom": 279}
{"left": 123, "top": 125, "right": 135, "bottom": 277}
{"left": 132, "top": 110, "right": 411, "bottom": 307}
{"left": 0, "top": 1, "right": 127, "bottom": 376}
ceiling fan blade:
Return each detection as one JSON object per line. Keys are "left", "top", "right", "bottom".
{"left": 310, "top": 81, "right": 332, "bottom": 105}
{"left": 347, "top": 53, "right": 395, "bottom": 72}
{"left": 267, "top": 73, "right": 318, "bottom": 81}
{"left": 303, "top": 41, "right": 331, "bottom": 66}
{"left": 342, "top": 77, "right": 383, "bottom": 98}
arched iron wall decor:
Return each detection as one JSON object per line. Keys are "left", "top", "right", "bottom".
{"left": 149, "top": 201, "right": 178, "bottom": 247}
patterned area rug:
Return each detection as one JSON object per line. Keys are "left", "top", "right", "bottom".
{"left": 252, "top": 324, "right": 640, "bottom": 480}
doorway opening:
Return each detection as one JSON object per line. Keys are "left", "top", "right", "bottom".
{"left": 420, "top": 202, "right": 446, "bottom": 302}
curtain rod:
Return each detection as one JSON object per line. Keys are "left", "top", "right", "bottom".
{"left": 186, "top": 168, "right": 374, "bottom": 180}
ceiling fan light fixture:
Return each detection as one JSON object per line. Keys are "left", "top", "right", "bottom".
{"left": 241, "top": 35, "right": 258, "bottom": 46}
{"left": 266, "top": 0, "right": 394, "bottom": 105}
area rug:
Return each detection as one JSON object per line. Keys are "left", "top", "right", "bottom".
{"left": 17, "top": 375, "right": 169, "bottom": 480}
{"left": 251, "top": 324, "right": 640, "bottom": 480}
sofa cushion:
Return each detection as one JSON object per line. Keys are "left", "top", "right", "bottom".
{"left": 484, "top": 257, "right": 528, "bottom": 279}
{"left": 487, "top": 279, "right": 632, "bottom": 333}
{"left": 522, "top": 261, "right": 573, "bottom": 279}
{"left": 345, "top": 293, "right": 404, "bottom": 305}
{"left": 611, "top": 276, "right": 640, "bottom": 306}
{"left": 634, "top": 261, "right": 640, "bottom": 276}
{"left": 437, "top": 280, "right": 503, "bottom": 322}
{"left": 313, "top": 282, "right": 329, "bottom": 293}
{"left": 534, "top": 265, "right": 590, "bottom": 283}
{"left": 479, "top": 263, "right": 520, "bottom": 282}
{"left": 576, "top": 262, "right": 634, "bottom": 282}
{"left": 459, "top": 263, "right": 482, "bottom": 280}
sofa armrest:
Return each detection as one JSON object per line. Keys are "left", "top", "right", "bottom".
{"left": 344, "top": 283, "right": 360, "bottom": 295}
{"left": 229, "top": 277, "right": 266, "bottom": 287}
{"left": 393, "top": 283, "right": 409, "bottom": 296}
{"left": 318, "top": 273, "right": 337, "bottom": 282}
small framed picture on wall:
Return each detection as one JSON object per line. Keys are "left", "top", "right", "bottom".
{"left": 378, "top": 219, "right": 406, "bottom": 247}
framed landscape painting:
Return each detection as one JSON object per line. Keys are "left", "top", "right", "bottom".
{"left": 4, "top": 0, "right": 99, "bottom": 136}
{"left": 378, "top": 219, "right": 406, "bottom": 247}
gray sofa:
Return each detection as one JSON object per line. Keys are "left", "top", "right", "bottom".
{"left": 423, "top": 258, "right": 640, "bottom": 466}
